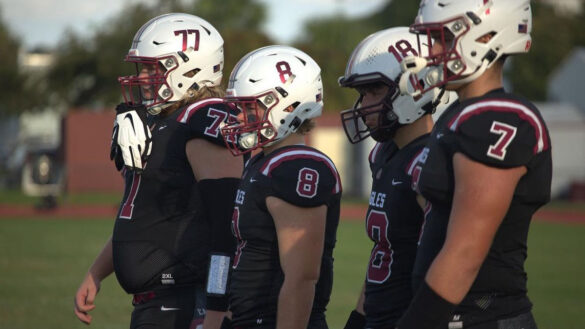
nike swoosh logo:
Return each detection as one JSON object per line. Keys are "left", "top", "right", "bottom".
{"left": 124, "top": 113, "right": 136, "bottom": 132}
{"left": 392, "top": 179, "right": 403, "bottom": 186}
{"left": 160, "top": 306, "right": 181, "bottom": 311}
{"left": 249, "top": 177, "right": 257, "bottom": 183}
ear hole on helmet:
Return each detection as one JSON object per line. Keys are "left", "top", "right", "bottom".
{"left": 476, "top": 32, "right": 496, "bottom": 44}
{"left": 183, "top": 68, "right": 200, "bottom": 78}
{"left": 284, "top": 102, "right": 300, "bottom": 113}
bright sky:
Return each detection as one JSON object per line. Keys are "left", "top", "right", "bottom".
{"left": 1, "top": 0, "right": 386, "bottom": 49}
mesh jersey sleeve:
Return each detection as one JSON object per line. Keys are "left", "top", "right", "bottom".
{"left": 447, "top": 100, "right": 549, "bottom": 168}
{"left": 262, "top": 150, "right": 341, "bottom": 207}
{"left": 177, "top": 100, "right": 238, "bottom": 147}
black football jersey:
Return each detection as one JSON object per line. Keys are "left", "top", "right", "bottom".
{"left": 411, "top": 89, "right": 552, "bottom": 325}
{"left": 112, "top": 98, "right": 240, "bottom": 294}
{"left": 362, "top": 136, "right": 428, "bottom": 328}
{"left": 229, "top": 145, "right": 342, "bottom": 328}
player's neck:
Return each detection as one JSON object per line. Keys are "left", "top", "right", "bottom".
{"left": 263, "top": 133, "right": 306, "bottom": 155}
{"left": 455, "top": 64, "right": 503, "bottom": 101}
{"left": 393, "top": 115, "right": 433, "bottom": 149}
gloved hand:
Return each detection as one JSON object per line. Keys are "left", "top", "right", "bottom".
{"left": 110, "top": 103, "right": 152, "bottom": 172}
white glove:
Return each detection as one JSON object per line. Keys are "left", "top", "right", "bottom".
{"left": 111, "top": 104, "right": 152, "bottom": 172}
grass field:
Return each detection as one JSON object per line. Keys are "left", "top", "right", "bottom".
{"left": 0, "top": 216, "right": 584, "bottom": 329}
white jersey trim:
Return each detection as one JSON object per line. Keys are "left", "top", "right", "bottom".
{"left": 178, "top": 98, "right": 224, "bottom": 124}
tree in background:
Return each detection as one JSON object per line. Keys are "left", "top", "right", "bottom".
{"left": 46, "top": 4, "right": 161, "bottom": 109}
{"left": 293, "top": 0, "right": 421, "bottom": 113}
{"left": 295, "top": 15, "right": 376, "bottom": 113}
{"left": 44, "top": 0, "right": 271, "bottom": 110}
{"left": 511, "top": 0, "right": 585, "bottom": 100}
{"left": 184, "top": 0, "right": 272, "bottom": 90}
{"left": 0, "top": 6, "right": 43, "bottom": 116}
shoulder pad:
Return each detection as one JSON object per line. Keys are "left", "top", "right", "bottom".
{"left": 447, "top": 98, "right": 550, "bottom": 166}
{"left": 176, "top": 99, "right": 238, "bottom": 146}
{"left": 261, "top": 147, "right": 341, "bottom": 206}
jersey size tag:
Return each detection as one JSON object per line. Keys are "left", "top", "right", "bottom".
{"left": 206, "top": 254, "right": 230, "bottom": 295}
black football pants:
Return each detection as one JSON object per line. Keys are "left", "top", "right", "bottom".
{"left": 130, "top": 286, "right": 196, "bottom": 329}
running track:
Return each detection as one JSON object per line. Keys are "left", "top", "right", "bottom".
{"left": 1, "top": 204, "right": 584, "bottom": 225}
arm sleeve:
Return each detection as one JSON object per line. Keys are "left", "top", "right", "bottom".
{"left": 198, "top": 178, "right": 240, "bottom": 311}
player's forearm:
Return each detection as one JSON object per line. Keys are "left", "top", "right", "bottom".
{"left": 88, "top": 236, "right": 114, "bottom": 281}
{"left": 425, "top": 243, "right": 484, "bottom": 305}
{"left": 203, "top": 310, "right": 227, "bottom": 329}
{"left": 276, "top": 278, "right": 317, "bottom": 329}
{"left": 355, "top": 283, "right": 366, "bottom": 314}
{"left": 198, "top": 178, "right": 240, "bottom": 311}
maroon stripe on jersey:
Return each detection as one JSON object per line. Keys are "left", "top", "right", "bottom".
{"left": 418, "top": 201, "right": 432, "bottom": 245}
{"left": 369, "top": 143, "right": 382, "bottom": 164}
{"left": 119, "top": 173, "right": 141, "bottom": 219}
{"left": 260, "top": 147, "right": 342, "bottom": 194}
{"left": 448, "top": 99, "right": 549, "bottom": 154}
{"left": 406, "top": 148, "right": 425, "bottom": 176}
{"left": 177, "top": 98, "right": 224, "bottom": 123}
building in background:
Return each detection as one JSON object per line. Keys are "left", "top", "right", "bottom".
{"left": 548, "top": 48, "right": 585, "bottom": 114}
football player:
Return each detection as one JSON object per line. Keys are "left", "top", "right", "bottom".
{"left": 338, "top": 27, "right": 447, "bottom": 329}
{"left": 396, "top": 1, "right": 552, "bottom": 328}
{"left": 220, "top": 46, "right": 342, "bottom": 329}
{"left": 73, "top": 13, "right": 243, "bottom": 329}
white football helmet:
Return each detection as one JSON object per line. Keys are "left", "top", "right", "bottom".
{"left": 220, "top": 45, "right": 323, "bottom": 155}
{"left": 409, "top": 0, "right": 532, "bottom": 91}
{"left": 339, "top": 27, "right": 445, "bottom": 143}
{"left": 118, "top": 13, "right": 224, "bottom": 114}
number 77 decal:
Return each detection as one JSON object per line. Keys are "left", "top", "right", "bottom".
{"left": 487, "top": 121, "right": 517, "bottom": 160}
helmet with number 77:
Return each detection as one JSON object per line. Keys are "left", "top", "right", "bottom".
{"left": 338, "top": 27, "right": 445, "bottom": 143}
{"left": 220, "top": 45, "right": 323, "bottom": 155}
{"left": 118, "top": 13, "right": 224, "bottom": 114}
{"left": 409, "top": 0, "right": 532, "bottom": 91}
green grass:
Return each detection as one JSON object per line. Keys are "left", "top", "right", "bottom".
{"left": 0, "top": 218, "right": 130, "bottom": 329}
{"left": 0, "top": 189, "right": 122, "bottom": 206}
{"left": 0, "top": 217, "right": 584, "bottom": 328}
{"left": 526, "top": 221, "right": 585, "bottom": 329}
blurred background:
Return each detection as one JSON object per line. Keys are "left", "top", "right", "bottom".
{"left": 0, "top": 0, "right": 584, "bottom": 328}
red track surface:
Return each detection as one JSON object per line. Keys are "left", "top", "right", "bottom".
{"left": 1, "top": 204, "right": 584, "bottom": 225}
